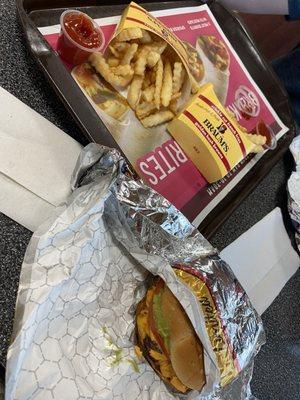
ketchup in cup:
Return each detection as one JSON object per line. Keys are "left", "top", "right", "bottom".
{"left": 57, "top": 10, "right": 105, "bottom": 65}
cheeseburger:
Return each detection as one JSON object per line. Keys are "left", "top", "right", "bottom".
{"left": 136, "top": 274, "right": 205, "bottom": 394}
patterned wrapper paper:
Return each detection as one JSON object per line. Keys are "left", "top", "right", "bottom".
{"left": 6, "top": 144, "right": 264, "bottom": 400}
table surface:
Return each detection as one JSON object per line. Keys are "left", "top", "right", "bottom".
{"left": 0, "top": 1, "right": 300, "bottom": 399}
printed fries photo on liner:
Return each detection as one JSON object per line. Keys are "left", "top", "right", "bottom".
{"left": 198, "top": 35, "right": 230, "bottom": 72}
{"left": 196, "top": 35, "right": 230, "bottom": 105}
{"left": 72, "top": 63, "right": 129, "bottom": 122}
{"left": 184, "top": 41, "right": 205, "bottom": 83}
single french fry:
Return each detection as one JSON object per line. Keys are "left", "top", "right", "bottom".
{"left": 149, "top": 68, "right": 156, "bottom": 84}
{"left": 136, "top": 101, "right": 156, "bottom": 119}
{"left": 148, "top": 41, "right": 168, "bottom": 55}
{"left": 154, "top": 59, "right": 164, "bottom": 109}
{"left": 113, "top": 42, "right": 130, "bottom": 52}
{"left": 121, "top": 43, "right": 139, "bottom": 65}
{"left": 141, "top": 85, "right": 155, "bottom": 102}
{"left": 107, "top": 57, "right": 120, "bottom": 67}
{"left": 127, "top": 75, "right": 143, "bottom": 109}
{"left": 142, "top": 73, "right": 151, "bottom": 89}
{"left": 135, "top": 57, "right": 147, "bottom": 76}
{"left": 147, "top": 51, "right": 160, "bottom": 68}
{"left": 169, "top": 99, "right": 178, "bottom": 114}
{"left": 246, "top": 133, "right": 266, "bottom": 146}
{"left": 116, "top": 28, "right": 143, "bottom": 42}
{"left": 191, "top": 79, "right": 200, "bottom": 94}
{"left": 139, "top": 29, "right": 152, "bottom": 44}
{"left": 171, "top": 91, "right": 181, "bottom": 101}
{"left": 111, "top": 64, "right": 133, "bottom": 77}
{"left": 140, "top": 110, "right": 174, "bottom": 127}
{"left": 134, "top": 47, "right": 150, "bottom": 75}
{"left": 109, "top": 45, "right": 121, "bottom": 58}
{"left": 89, "top": 53, "right": 133, "bottom": 88}
{"left": 172, "top": 62, "right": 184, "bottom": 94}
{"left": 161, "top": 60, "right": 173, "bottom": 107}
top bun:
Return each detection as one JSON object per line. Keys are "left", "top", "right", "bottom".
{"left": 161, "top": 285, "right": 205, "bottom": 391}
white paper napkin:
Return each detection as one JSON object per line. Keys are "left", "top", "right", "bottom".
{"left": 0, "top": 87, "right": 82, "bottom": 231}
{"left": 221, "top": 207, "right": 299, "bottom": 314}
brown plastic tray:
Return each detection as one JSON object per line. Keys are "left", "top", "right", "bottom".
{"left": 17, "top": 0, "right": 295, "bottom": 239}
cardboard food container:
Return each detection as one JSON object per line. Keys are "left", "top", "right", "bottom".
{"left": 168, "top": 83, "right": 257, "bottom": 183}
{"left": 111, "top": 1, "right": 198, "bottom": 91}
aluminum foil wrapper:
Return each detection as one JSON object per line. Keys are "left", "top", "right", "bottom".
{"left": 6, "top": 144, "right": 264, "bottom": 399}
{"left": 288, "top": 135, "right": 300, "bottom": 249}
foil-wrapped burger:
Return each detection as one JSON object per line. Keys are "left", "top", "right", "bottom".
{"left": 6, "top": 144, "right": 265, "bottom": 400}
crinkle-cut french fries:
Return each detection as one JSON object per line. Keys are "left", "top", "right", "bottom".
{"left": 136, "top": 101, "right": 157, "bottom": 119}
{"left": 161, "top": 61, "right": 173, "bottom": 107}
{"left": 134, "top": 48, "right": 149, "bottom": 76}
{"left": 169, "top": 99, "right": 178, "bottom": 114}
{"left": 134, "top": 47, "right": 160, "bottom": 75}
{"left": 154, "top": 58, "right": 164, "bottom": 109}
{"left": 111, "top": 64, "right": 133, "bottom": 77}
{"left": 116, "top": 27, "right": 143, "bottom": 42}
{"left": 246, "top": 133, "right": 266, "bottom": 153}
{"left": 89, "top": 53, "right": 133, "bottom": 88}
{"left": 109, "top": 45, "right": 121, "bottom": 58}
{"left": 227, "top": 110, "right": 266, "bottom": 154}
{"left": 121, "top": 43, "right": 138, "bottom": 65}
{"left": 172, "top": 62, "right": 184, "bottom": 94}
{"left": 147, "top": 51, "right": 160, "bottom": 68}
{"left": 127, "top": 75, "right": 143, "bottom": 109}
{"left": 171, "top": 91, "right": 181, "bottom": 101}
{"left": 113, "top": 42, "right": 130, "bottom": 52}
{"left": 247, "top": 134, "right": 266, "bottom": 146}
{"left": 142, "top": 75, "right": 151, "bottom": 90}
{"left": 142, "top": 85, "right": 155, "bottom": 103}
{"left": 89, "top": 28, "right": 195, "bottom": 127}
{"left": 148, "top": 41, "right": 168, "bottom": 55}
{"left": 139, "top": 29, "right": 152, "bottom": 44}
{"left": 141, "top": 110, "right": 174, "bottom": 128}
{"left": 149, "top": 68, "right": 156, "bottom": 84}
{"left": 107, "top": 57, "right": 120, "bottom": 67}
